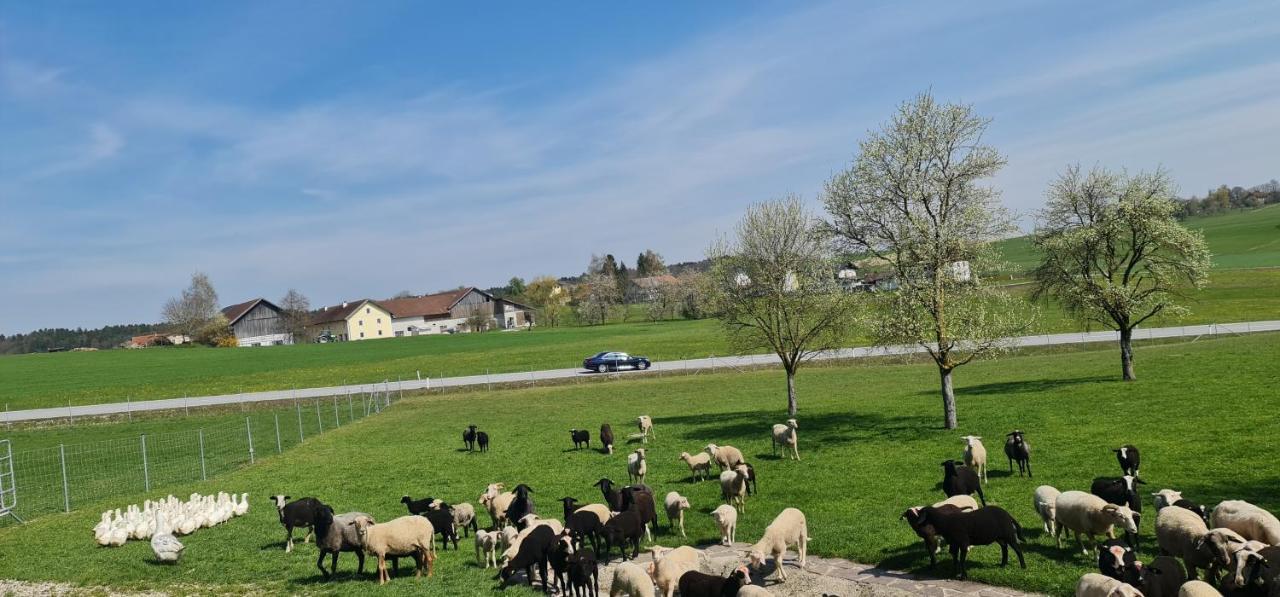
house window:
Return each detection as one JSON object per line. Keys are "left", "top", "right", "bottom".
{"left": 366, "top": 307, "right": 371, "bottom": 314}
{"left": 359, "top": 320, "right": 364, "bottom": 326}
{"left": 377, "top": 318, "right": 382, "bottom": 323}
{"left": 359, "top": 332, "right": 365, "bottom": 338}
{"left": 377, "top": 330, "right": 382, "bottom": 336}
{"left": 395, "top": 331, "right": 403, "bottom": 337}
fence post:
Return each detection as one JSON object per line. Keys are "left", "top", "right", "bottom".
{"left": 184, "top": 393, "right": 190, "bottom": 416}
{"left": 295, "top": 391, "right": 305, "bottom": 442}
{"left": 126, "top": 395, "right": 132, "bottom": 423}
{"left": 68, "top": 400, "right": 74, "bottom": 426}
{"left": 140, "top": 434, "right": 150, "bottom": 492}
{"left": 398, "top": 376, "right": 403, "bottom": 400}
{"left": 4, "top": 403, "right": 9, "bottom": 430}
{"left": 333, "top": 396, "right": 340, "bottom": 428}
{"left": 348, "top": 391, "right": 354, "bottom": 421}
{"left": 316, "top": 399, "right": 323, "bottom": 433}
{"left": 59, "top": 444, "right": 70, "bottom": 512}
{"left": 274, "top": 414, "right": 282, "bottom": 453}
{"left": 198, "top": 429, "right": 207, "bottom": 481}
{"left": 246, "top": 417, "right": 255, "bottom": 464}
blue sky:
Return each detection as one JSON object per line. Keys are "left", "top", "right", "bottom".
{"left": 2, "top": 1, "right": 1278, "bottom": 333}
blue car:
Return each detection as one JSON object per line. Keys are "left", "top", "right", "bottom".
{"left": 583, "top": 351, "right": 651, "bottom": 373}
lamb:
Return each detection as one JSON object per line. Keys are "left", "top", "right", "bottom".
{"left": 1178, "top": 580, "right": 1223, "bottom": 597}
{"left": 712, "top": 504, "right": 738, "bottom": 545}
{"left": 648, "top": 545, "right": 704, "bottom": 597}
{"left": 601, "top": 424, "right": 616, "bottom": 455}
{"left": 1035, "top": 485, "right": 1063, "bottom": 536}
{"left": 1076, "top": 572, "right": 1144, "bottom": 597}
{"left": 1055, "top": 491, "right": 1139, "bottom": 553}
{"left": 571, "top": 429, "right": 591, "bottom": 450}
{"left": 357, "top": 515, "right": 436, "bottom": 585}
{"left": 1154, "top": 489, "right": 1184, "bottom": 511}
{"left": 1097, "top": 538, "right": 1138, "bottom": 582}
{"left": 941, "top": 460, "right": 987, "bottom": 506}
{"left": 677, "top": 566, "right": 750, "bottom": 597}
{"left": 664, "top": 492, "right": 691, "bottom": 538}
{"left": 637, "top": 416, "right": 655, "bottom": 442}
{"left": 499, "top": 524, "right": 557, "bottom": 593}
{"left": 550, "top": 532, "right": 576, "bottom": 595}
{"left": 628, "top": 449, "right": 648, "bottom": 485}
{"left": 506, "top": 484, "right": 537, "bottom": 527}
{"left": 1156, "top": 505, "right": 1243, "bottom": 581}
{"left": 450, "top": 502, "right": 479, "bottom": 537}
{"left": 610, "top": 561, "right": 656, "bottom": 597}
{"left": 916, "top": 505, "right": 1025, "bottom": 580}
{"left": 1004, "top": 430, "right": 1032, "bottom": 477}
{"left": 595, "top": 478, "right": 625, "bottom": 512}
{"left": 463, "top": 424, "right": 477, "bottom": 451}
{"left": 274, "top": 496, "right": 326, "bottom": 553}
{"left": 746, "top": 507, "right": 809, "bottom": 582}
{"left": 1115, "top": 445, "right": 1141, "bottom": 477}
{"left": 475, "top": 529, "right": 501, "bottom": 569}
{"left": 721, "top": 465, "right": 750, "bottom": 513}
{"left": 962, "top": 435, "right": 988, "bottom": 483}
{"left": 314, "top": 507, "right": 376, "bottom": 580}
{"left": 476, "top": 430, "right": 490, "bottom": 452}
{"left": 705, "top": 444, "right": 745, "bottom": 471}
{"left": 771, "top": 419, "right": 799, "bottom": 461}
{"left": 567, "top": 548, "right": 599, "bottom": 597}
{"left": 679, "top": 452, "right": 713, "bottom": 482}
{"left": 1210, "top": 500, "right": 1280, "bottom": 545}
{"left": 602, "top": 508, "right": 645, "bottom": 561}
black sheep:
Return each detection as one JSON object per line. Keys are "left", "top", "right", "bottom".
{"left": 1004, "top": 430, "right": 1032, "bottom": 477}
{"left": 566, "top": 509, "right": 605, "bottom": 554}
{"left": 900, "top": 507, "right": 943, "bottom": 566}
{"left": 599, "top": 424, "right": 614, "bottom": 455}
{"left": 506, "top": 483, "right": 536, "bottom": 527}
{"left": 566, "top": 549, "right": 599, "bottom": 597}
{"left": 919, "top": 504, "right": 1025, "bottom": 580}
{"left": 676, "top": 566, "right": 750, "bottom": 597}
{"left": 499, "top": 524, "right": 556, "bottom": 593}
{"left": 593, "top": 478, "right": 623, "bottom": 512}
{"left": 602, "top": 508, "right": 644, "bottom": 561}
{"left": 422, "top": 505, "right": 459, "bottom": 550}
{"left": 400, "top": 495, "right": 435, "bottom": 516}
{"left": 1142, "top": 555, "right": 1186, "bottom": 597}
{"left": 463, "top": 424, "right": 477, "bottom": 451}
{"left": 941, "top": 460, "right": 987, "bottom": 506}
{"left": 274, "top": 496, "right": 326, "bottom": 552}
{"left": 1228, "top": 546, "right": 1279, "bottom": 597}
{"left": 570, "top": 429, "right": 591, "bottom": 450}
{"left": 476, "top": 430, "right": 490, "bottom": 452}
{"left": 742, "top": 462, "right": 758, "bottom": 496}
{"left": 620, "top": 485, "right": 657, "bottom": 539}
{"left": 1092, "top": 476, "right": 1145, "bottom": 549}
{"left": 1114, "top": 444, "right": 1141, "bottom": 477}
{"left": 560, "top": 497, "right": 583, "bottom": 521}
{"left": 1173, "top": 499, "right": 1210, "bottom": 525}
{"left": 1098, "top": 538, "right": 1139, "bottom": 581}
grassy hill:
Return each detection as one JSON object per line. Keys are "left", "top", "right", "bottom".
{"left": 0, "top": 332, "right": 1275, "bottom": 595}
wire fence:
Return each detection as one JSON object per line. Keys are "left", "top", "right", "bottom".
{"left": 2, "top": 388, "right": 400, "bottom": 525}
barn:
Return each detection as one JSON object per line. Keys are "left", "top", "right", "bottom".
{"left": 220, "top": 298, "right": 291, "bottom": 347}
{"left": 381, "top": 287, "right": 533, "bottom": 336}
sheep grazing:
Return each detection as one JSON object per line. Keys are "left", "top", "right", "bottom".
{"left": 917, "top": 505, "right": 1024, "bottom": 580}
{"left": 610, "top": 561, "right": 656, "bottom": 597}
{"left": 1092, "top": 476, "right": 1146, "bottom": 548}
{"left": 628, "top": 449, "right": 648, "bottom": 485}
{"left": 1114, "top": 445, "right": 1141, "bottom": 477}
{"left": 571, "top": 429, "right": 591, "bottom": 450}
{"left": 567, "top": 548, "right": 599, "bottom": 597}
{"left": 664, "top": 492, "right": 691, "bottom": 538}
{"left": 507, "top": 484, "right": 537, "bottom": 528}
{"left": 771, "top": 419, "right": 799, "bottom": 461}
{"left": 648, "top": 545, "right": 704, "bottom": 597}
{"left": 1223, "top": 544, "right": 1270, "bottom": 594}
{"left": 602, "top": 508, "right": 645, "bottom": 561}
{"left": 600, "top": 424, "right": 616, "bottom": 455}
{"left": 1153, "top": 489, "right": 1184, "bottom": 511}
{"left": 620, "top": 485, "right": 658, "bottom": 542}
{"left": 678, "top": 567, "right": 750, "bottom": 597}
{"left": 463, "top": 425, "right": 478, "bottom": 451}
{"left": 936, "top": 495, "right": 980, "bottom": 511}
{"left": 720, "top": 465, "right": 750, "bottom": 513}
{"left": 1178, "top": 580, "right": 1223, "bottom": 597}
{"left": 1034, "top": 485, "right": 1062, "bottom": 537}
{"left": 1210, "top": 500, "right": 1280, "bottom": 545}
{"left": 679, "top": 452, "right": 713, "bottom": 482}
{"left": 450, "top": 502, "right": 479, "bottom": 537}
{"left": 941, "top": 460, "right": 987, "bottom": 506}
{"left": 475, "top": 529, "right": 501, "bottom": 568}
{"left": 314, "top": 508, "right": 377, "bottom": 580}
{"left": 476, "top": 430, "right": 490, "bottom": 452}
{"left": 712, "top": 504, "right": 738, "bottom": 545}
{"left": 747, "top": 507, "right": 809, "bottom": 582}
{"left": 1004, "top": 430, "right": 1032, "bottom": 477}
{"left": 705, "top": 444, "right": 745, "bottom": 471}
{"left": 357, "top": 515, "right": 436, "bottom": 585}
{"left": 499, "top": 524, "right": 557, "bottom": 593}
{"left": 1076, "top": 572, "right": 1144, "bottom": 597}
{"left": 561, "top": 497, "right": 611, "bottom": 527}
{"left": 1055, "top": 491, "right": 1139, "bottom": 553}
{"left": 1156, "top": 506, "right": 1242, "bottom": 581}
{"left": 519, "top": 514, "right": 565, "bottom": 535}
{"left": 274, "top": 496, "right": 326, "bottom": 553}
{"left": 595, "top": 478, "right": 625, "bottom": 512}
{"left": 637, "top": 415, "right": 655, "bottom": 442}
{"left": 961, "top": 436, "right": 988, "bottom": 484}
{"left": 900, "top": 507, "right": 944, "bottom": 567}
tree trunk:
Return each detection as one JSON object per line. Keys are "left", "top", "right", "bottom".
{"left": 785, "top": 368, "right": 797, "bottom": 418}
{"left": 940, "top": 367, "right": 957, "bottom": 430}
{"left": 1120, "top": 327, "right": 1136, "bottom": 381}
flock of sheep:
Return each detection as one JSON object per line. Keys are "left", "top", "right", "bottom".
{"left": 901, "top": 433, "right": 1280, "bottom": 597}
{"left": 265, "top": 415, "right": 807, "bottom": 596}
{"left": 91, "top": 492, "right": 251, "bottom": 562}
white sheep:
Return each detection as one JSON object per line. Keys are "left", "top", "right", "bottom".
{"left": 932, "top": 495, "right": 980, "bottom": 511}
{"left": 1054, "top": 490, "right": 1139, "bottom": 553}
{"left": 664, "top": 492, "right": 691, "bottom": 538}
{"left": 1210, "top": 500, "right": 1280, "bottom": 545}
{"left": 720, "top": 465, "right": 750, "bottom": 512}
{"left": 712, "top": 504, "right": 738, "bottom": 545}
{"left": 1153, "top": 489, "right": 1184, "bottom": 511}
{"left": 746, "top": 507, "right": 809, "bottom": 582}
{"left": 474, "top": 529, "right": 500, "bottom": 568}
{"left": 628, "top": 449, "right": 648, "bottom": 485}
{"left": 771, "top": 419, "right": 799, "bottom": 461}
{"left": 499, "top": 524, "right": 519, "bottom": 549}
{"left": 678, "top": 451, "right": 713, "bottom": 482}
{"left": 961, "top": 435, "right": 988, "bottom": 483}
{"left": 1076, "top": 572, "right": 1144, "bottom": 597}
{"left": 480, "top": 484, "right": 516, "bottom": 529}
{"left": 647, "top": 545, "right": 703, "bottom": 597}
{"left": 637, "top": 415, "right": 656, "bottom": 443}
{"left": 517, "top": 513, "right": 564, "bottom": 535}
{"left": 1178, "top": 580, "right": 1223, "bottom": 597}
{"left": 706, "top": 444, "right": 745, "bottom": 471}
{"left": 611, "top": 560, "right": 656, "bottom": 597}
{"left": 575, "top": 503, "right": 613, "bottom": 526}
{"left": 1157, "top": 506, "right": 1246, "bottom": 581}
{"left": 357, "top": 515, "right": 436, "bottom": 585}
{"left": 1034, "top": 485, "right": 1062, "bottom": 536}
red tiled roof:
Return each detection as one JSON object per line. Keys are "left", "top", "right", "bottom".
{"left": 379, "top": 288, "right": 474, "bottom": 319}
{"left": 309, "top": 300, "right": 384, "bottom": 325}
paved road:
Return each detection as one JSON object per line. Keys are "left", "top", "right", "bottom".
{"left": 7, "top": 320, "right": 1277, "bottom": 423}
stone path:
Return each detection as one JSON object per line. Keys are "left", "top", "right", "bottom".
{"left": 592, "top": 542, "right": 1044, "bottom": 597}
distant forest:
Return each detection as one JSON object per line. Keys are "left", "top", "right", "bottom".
{"left": 1176, "top": 180, "right": 1280, "bottom": 217}
{"left": 0, "top": 323, "right": 163, "bottom": 355}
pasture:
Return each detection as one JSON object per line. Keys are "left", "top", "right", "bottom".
{"left": 0, "top": 332, "right": 1276, "bottom": 595}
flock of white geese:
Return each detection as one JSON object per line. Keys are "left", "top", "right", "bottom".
{"left": 92, "top": 492, "right": 249, "bottom": 562}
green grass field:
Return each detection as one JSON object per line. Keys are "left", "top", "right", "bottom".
{"left": 0, "top": 332, "right": 1276, "bottom": 595}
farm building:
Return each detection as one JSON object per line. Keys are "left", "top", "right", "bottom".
{"left": 127, "top": 333, "right": 190, "bottom": 348}
{"left": 305, "top": 299, "right": 393, "bottom": 342}
{"left": 220, "top": 298, "right": 291, "bottom": 347}
{"left": 380, "top": 287, "right": 533, "bottom": 336}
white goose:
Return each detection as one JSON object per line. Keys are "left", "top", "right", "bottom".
{"left": 233, "top": 492, "right": 249, "bottom": 517}
{"left": 150, "top": 511, "right": 184, "bottom": 563}
{"left": 103, "top": 519, "right": 128, "bottom": 547}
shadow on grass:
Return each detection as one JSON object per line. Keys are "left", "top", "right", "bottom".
{"left": 655, "top": 410, "right": 936, "bottom": 447}
{"left": 917, "top": 375, "right": 1113, "bottom": 397}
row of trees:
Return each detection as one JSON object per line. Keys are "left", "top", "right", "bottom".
{"left": 710, "top": 92, "right": 1209, "bottom": 426}
{"left": 1176, "top": 181, "right": 1280, "bottom": 218}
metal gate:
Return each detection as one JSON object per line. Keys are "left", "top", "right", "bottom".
{"left": 0, "top": 440, "right": 20, "bottom": 523}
